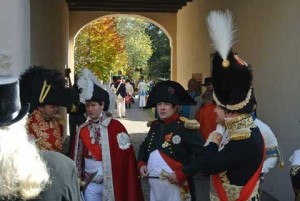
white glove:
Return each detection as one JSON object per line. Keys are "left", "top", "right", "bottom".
{"left": 204, "top": 124, "right": 226, "bottom": 147}
{"left": 92, "top": 166, "right": 103, "bottom": 184}
{"left": 215, "top": 124, "right": 226, "bottom": 135}
{"left": 290, "top": 149, "right": 300, "bottom": 166}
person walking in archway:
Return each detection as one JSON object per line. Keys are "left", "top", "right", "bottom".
{"left": 137, "top": 76, "right": 147, "bottom": 108}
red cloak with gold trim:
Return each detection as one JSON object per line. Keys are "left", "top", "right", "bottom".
{"left": 71, "top": 116, "right": 144, "bottom": 201}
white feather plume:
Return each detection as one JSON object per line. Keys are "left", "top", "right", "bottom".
{"left": 206, "top": 10, "right": 237, "bottom": 60}
{"left": 77, "top": 68, "right": 99, "bottom": 103}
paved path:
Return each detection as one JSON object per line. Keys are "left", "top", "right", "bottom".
{"left": 114, "top": 98, "right": 278, "bottom": 201}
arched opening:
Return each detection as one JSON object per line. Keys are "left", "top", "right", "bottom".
{"left": 69, "top": 13, "right": 175, "bottom": 84}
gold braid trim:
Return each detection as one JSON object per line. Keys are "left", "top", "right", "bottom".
{"left": 290, "top": 165, "right": 300, "bottom": 177}
{"left": 213, "top": 86, "right": 252, "bottom": 111}
{"left": 225, "top": 114, "right": 256, "bottom": 141}
{"left": 184, "top": 119, "right": 200, "bottom": 130}
{"left": 228, "top": 131, "right": 251, "bottom": 141}
{"left": 180, "top": 116, "right": 200, "bottom": 130}
{"left": 147, "top": 119, "right": 157, "bottom": 127}
{"left": 39, "top": 81, "right": 51, "bottom": 103}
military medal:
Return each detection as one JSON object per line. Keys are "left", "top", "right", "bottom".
{"left": 117, "top": 132, "right": 131, "bottom": 150}
{"left": 162, "top": 132, "right": 173, "bottom": 148}
{"left": 162, "top": 141, "right": 170, "bottom": 148}
{"left": 172, "top": 135, "right": 181, "bottom": 144}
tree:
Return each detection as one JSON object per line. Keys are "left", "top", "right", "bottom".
{"left": 74, "top": 17, "right": 126, "bottom": 82}
{"left": 146, "top": 24, "right": 171, "bottom": 81}
{"left": 74, "top": 16, "right": 154, "bottom": 82}
{"left": 116, "top": 17, "right": 153, "bottom": 77}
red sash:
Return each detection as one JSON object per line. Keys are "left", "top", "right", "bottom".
{"left": 80, "top": 126, "right": 102, "bottom": 161}
{"left": 159, "top": 151, "right": 189, "bottom": 192}
{"left": 159, "top": 150, "right": 183, "bottom": 170}
{"left": 212, "top": 146, "right": 265, "bottom": 201}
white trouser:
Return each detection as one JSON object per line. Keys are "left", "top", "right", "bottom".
{"left": 84, "top": 182, "right": 103, "bottom": 201}
{"left": 139, "top": 95, "right": 146, "bottom": 107}
{"left": 147, "top": 150, "right": 181, "bottom": 201}
{"left": 116, "top": 98, "right": 126, "bottom": 117}
{"left": 84, "top": 159, "right": 103, "bottom": 201}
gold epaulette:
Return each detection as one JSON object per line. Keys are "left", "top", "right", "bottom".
{"left": 179, "top": 117, "right": 200, "bottom": 130}
{"left": 229, "top": 132, "right": 251, "bottom": 141}
{"left": 147, "top": 119, "right": 158, "bottom": 127}
{"left": 226, "top": 114, "right": 254, "bottom": 141}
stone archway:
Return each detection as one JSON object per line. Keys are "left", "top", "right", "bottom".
{"left": 68, "top": 12, "right": 177, "bottom": 83}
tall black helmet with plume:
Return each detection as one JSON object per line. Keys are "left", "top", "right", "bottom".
{"left": 19, "top": 65, "right": 69, "bottom": 112}
{"left": 207, "top": 10, "right": 255, "bottom": 113}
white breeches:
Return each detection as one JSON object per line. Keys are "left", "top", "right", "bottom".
{"left": 84, "top": 182, "right": 103, "bottom": 201}
{"left": 147, "top": 150, "right": 181, "bottom": 201}
{"left": 139, "top": 95, "right": 146, "bottom": 107}
{"left": 116, "top": 98, "right": 126, "bottom": 117}
{"left": 84, "top": 159, "right": 103, "bottom": 201}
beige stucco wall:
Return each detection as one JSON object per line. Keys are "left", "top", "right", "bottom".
{"left": 177, "top": 0, "right": 225, "bottom": 88}
{"left": 30, "top": 0, "right": 70, "bottom": 140}
{"left": 178, "top": 0, "right": 300, "bottom": 200}
{"left": 0, "top": 0, "right": 30, "bottom": 75}
{"left": 68, "top": 11, "right": 177, "bottom": 81}
{"left": 30, "top": 0, "right": 69, "bottom": 72}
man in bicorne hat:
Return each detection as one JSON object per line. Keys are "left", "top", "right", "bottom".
{"left": 201, "top": 10, "right": 265, "bottom": 200}
{"left": 70, "top": 68, "right": 144, "bottom": 201}
{"left": 138, "top": 80, "right": 205, "bottom": 201}
{"left": 20, "top": 66, "right": 68, "bottom": 152}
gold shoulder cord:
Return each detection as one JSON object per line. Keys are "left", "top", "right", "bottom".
{"left": 39, "top": 81, "right": 51, "bottom": 103}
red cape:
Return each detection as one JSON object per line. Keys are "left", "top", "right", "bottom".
{"left": 71, "top": 118, "right": 144, "bottom": 201}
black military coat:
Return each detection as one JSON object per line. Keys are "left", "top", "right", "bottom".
{"left": 202, "top": 115, "right": 265, "bottom": 186}
{"left": 138, "top": 113, "right": 205, "bottom": 176}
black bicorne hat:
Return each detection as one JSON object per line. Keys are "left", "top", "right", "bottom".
{"left": 145, "top": 80, "right": 196, "bottom": 109}
{"left": 77, "top": 68, "right": 110, "bottom": 111}
{"left": 0, "top": 77, "right": 29, "bottom": 127}
{"left": 202, "top": 77, "right": 212, "bottom": 86}
{"left": 19, "top": 66, "right": 68, "bottom": 112}
{"left": 207, "top": 10, "right": 254, "bottom": 113}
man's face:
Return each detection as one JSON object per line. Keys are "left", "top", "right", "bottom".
{"left": 85, "top": 101, "right": 104, "bottom": 120}
{"left": 188, "top": 79, "right": 197, "bottom": 91}
{"left": 214, "top": 105, "right": 226, "bottom": 126}
{"left": 38, "top": 105, "right": 59, "bottom": 120}
{"left": 157, "top": 102, "right": 177, "bottom": 120}
{"left": 206, "top": 84, "right": 213, "bottom": 91}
